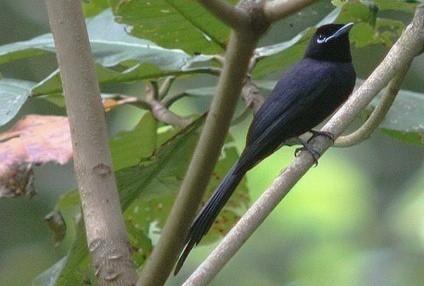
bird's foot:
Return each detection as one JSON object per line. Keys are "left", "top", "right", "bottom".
{"left": 308, "top": 130, "right": 335, "bottom": 143}
{"left": 294, "top": 139, "right": 321, "bottom": 166}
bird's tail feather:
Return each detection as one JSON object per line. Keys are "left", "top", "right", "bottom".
{"left": 174, "top": 163, "right": 245, "bottom": 274}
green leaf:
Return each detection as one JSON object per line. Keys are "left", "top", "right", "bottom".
{"left": 117, "top": 116, "right": 205, "bottom": 209}
{"left": 374, "top": 18, "right": 404, "bottom": 47}
{"left": 125, "top": 219, "right": 153, "bottom": 267}
{"left": 347, "top": 17, "right": 404, "bottom": 49}
{"left": 32, "top": 62, "right": 216, "bottom": 96}
{"left": 0, "top": 79, "right": 34, "bottom": 126}
{"left": 1, "top": 9, "right": 215, "bottom": 95}
{"left": 53, "top": 221, "right": 93, "bottom": 286}
{"left": 376, "top": 89, "right": 424, "bottom": 146}
{"left": 109, "top": 0, "right": 238, "bottom": 54}
{"left": 110, "top": 112, "right": 157, "bottom": 171}
{"left": 337, "top": 2, "right": 377, "bottom": 26}
{"left": 252, "top": 8, "right": 342, "bottom": 78}
{"left": 32, "top": 257, "right": 68, "bottom": 286}
{"left": 373, "top": 0, "right": 419, "bottom": 13}
{"left": 380, "top": 129, "right": 424, "bottom": 146}
{"left": 331, "top": 0, "right": 349, "bottom": 7}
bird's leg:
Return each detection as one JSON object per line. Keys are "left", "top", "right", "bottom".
{"left": 308, "top": 130, "right": 335, "bottom": 143}
{"left": 294, "top": 138, "right": 320, "bottom": 166}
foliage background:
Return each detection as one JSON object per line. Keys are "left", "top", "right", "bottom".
{"left": 0, "top": 0, "right": 423, "bottom": 285}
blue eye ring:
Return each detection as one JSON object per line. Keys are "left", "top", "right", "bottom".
{"left": 317, "top": 34, "right": 326, "bottom": 44}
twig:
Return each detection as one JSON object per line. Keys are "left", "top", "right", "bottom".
{"left": 104, "top": 95, "right": 151, "bottom": 111}
{"left": 158, "top": 76, "right": 176, "bottom": 100}
{"left": 335, "top": 62, "right": 412, "bottom": 147}
{"left": 241, "top": 78, "right": 265, "bottom": 114}
{"left": 183, "top": 4, "right": 424, "bottom": 285}
{"left": 163, "top": 92, "right": 189, "bottom": 108}
{"left": 44, "top": 0, "right": 138, "bottom": 285}
{"left": 264, "top": 0, "right": 319, "bottom": 22}
{"left": 231, "top": 79, "right": 266, "bottom": 125}
{"left": 146, "top": 83, "right": 192, "bottom": 128}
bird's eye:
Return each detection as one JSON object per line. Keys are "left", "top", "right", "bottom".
{"left": 317, "top": 34, "right": 326, "bottom": 44}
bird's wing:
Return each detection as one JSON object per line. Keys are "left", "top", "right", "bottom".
{"left": 239, "top": 61, "right": 335, "bottom": 169}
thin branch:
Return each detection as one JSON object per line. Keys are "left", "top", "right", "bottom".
{"left": 158, "top": 76, "right": 176, "bottom": 100}
{"left": 44, "top": 0, "right": 137, "bottom": 285}
{"left": 198, "top": 0, "right": 250, "bottom": 30}
{"left": 183, "top": 4, "right": 424, "bottom": 285}
{"left": 146, "top": 83, "right": 192, "bottom": 128}
{"left": 163, "top": 92, "right": 188, "bottom": 108}
{"left": 232, "top": 78, "right": 266, "bottom": 125}
{"left": 335, "top": 62, "right": 412, "bottom": 147}
{"left": 264, "top": 0, "right": 319, "bottom": 22}
{"left": 103, "top": 95, "right": 151, "bottom": 111}
{"left": 241, "top": 78, "right": 265, "bottom": 114}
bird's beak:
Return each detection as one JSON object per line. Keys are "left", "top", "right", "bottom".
{"left": 325, "top": 22, "right": 354, "bottom": 42}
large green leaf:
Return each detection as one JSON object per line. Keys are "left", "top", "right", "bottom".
{"left": 0, "top": 79, "right": 35, "bottom": 126}
{"left": 109, "top": 112, "right": 157, "bottom": 171}
{"left": 0, "top": 9, "right": 214, "bottom": 95}
{"left": 109, "top": 0, "right": 238, "bottom": 54}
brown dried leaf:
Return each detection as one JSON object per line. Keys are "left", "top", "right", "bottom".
{"left": 0, "top": 115, "right": 73, "bottom": 197}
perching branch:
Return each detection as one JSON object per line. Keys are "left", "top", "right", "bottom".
{"left": 183, "top": 4, "right": 424, "bottom": 285}
{"left": 44, "top": 0, "right": 137, "bottom": 285}
{"left": 335, "top": 62, "right": 412, "bottom": 147}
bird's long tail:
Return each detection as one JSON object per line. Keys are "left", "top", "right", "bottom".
{"left": 174, "top": 162, "right": 245, "bottom": 274}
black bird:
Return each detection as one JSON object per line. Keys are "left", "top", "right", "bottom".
{"left": 175, "top": 23, "right": 356, "bottom": 274}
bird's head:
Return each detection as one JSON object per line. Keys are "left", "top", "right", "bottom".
{"left": 305, "top": 23, "right": 354, "bottom": 63}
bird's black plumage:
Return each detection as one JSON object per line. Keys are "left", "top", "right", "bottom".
{"left": 175, "top": 23, "right": 356, "bottom": 274}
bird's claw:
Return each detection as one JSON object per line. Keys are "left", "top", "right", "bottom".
{"left": 294, "top": 143, "right": 321, "bottom": 166}
{"left": 308, "top": 130, "right": 335, "bottom": 143}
